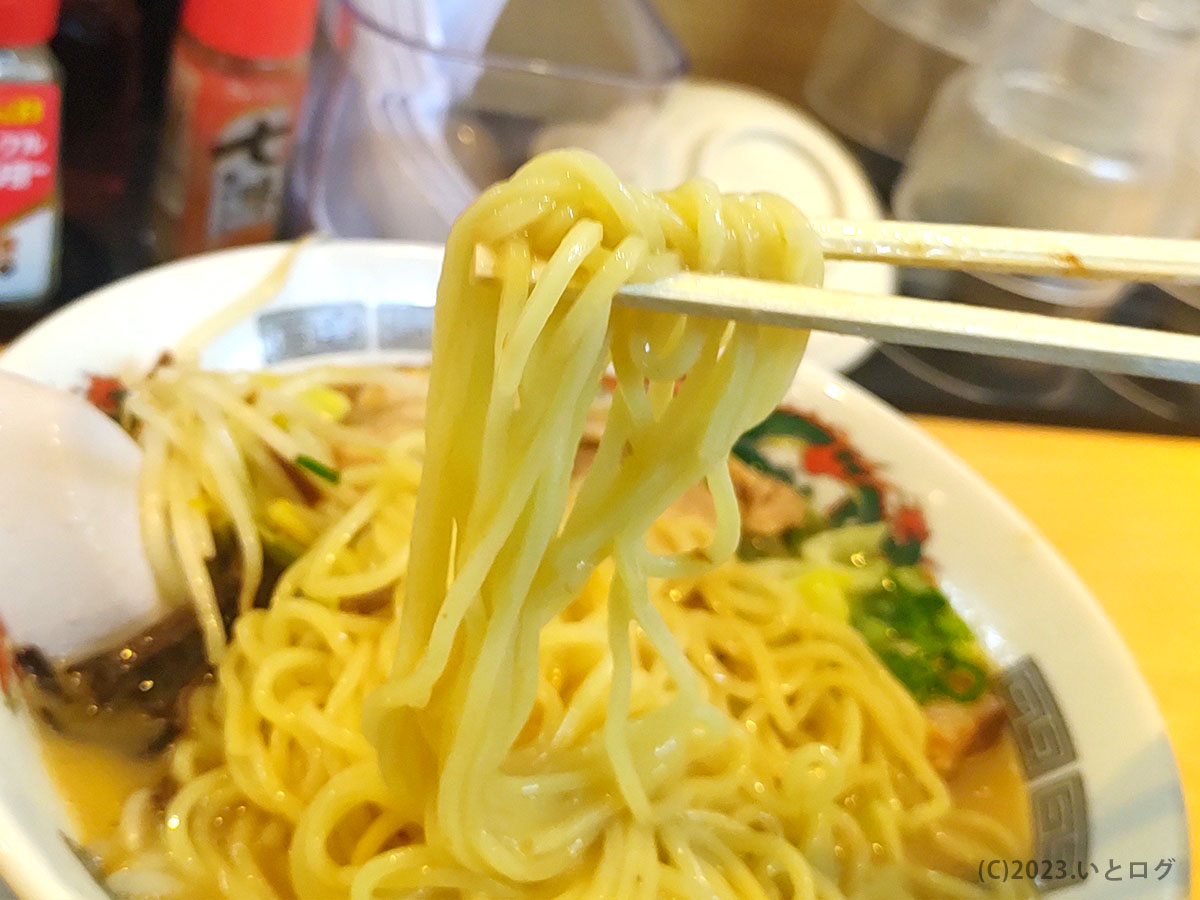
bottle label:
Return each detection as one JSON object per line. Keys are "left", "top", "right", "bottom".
{"left": 153, "top": 42, "right": 306, "bottom": 259}
{"left": 207, "top": 106, "right": 292, "bottom": 243}
{"left": 0, "top": 83, "right": 60, "bottom": 303}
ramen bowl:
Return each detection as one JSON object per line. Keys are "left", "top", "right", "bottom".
{"left": 0, "top": 240, "right": 1187, "bottom": 899}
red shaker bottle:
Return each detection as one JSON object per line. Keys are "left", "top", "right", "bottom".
{"left": 151, "top": 0, "right": 321, "bottom": 260}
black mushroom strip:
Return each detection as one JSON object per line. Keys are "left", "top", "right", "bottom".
{"left": 15, "top": 542, "right": 283, "bottom": 756}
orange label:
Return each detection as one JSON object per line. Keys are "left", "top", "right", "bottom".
{"left": 154, "top": 40, "right": 307, "bottom": 258}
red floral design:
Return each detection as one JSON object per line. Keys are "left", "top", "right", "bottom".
{"left": 893, "top": 505, "right": 930, "bottom": 545}
{"left": 86, "top": 375, "right": 126, "bottom": 419}
{"left": 0, "top": 618, "right": 15, "bottom": 700}
{"left": 738, "top": 406, "right": 933, "bottom": 559}
{"left": 803, "top": 441, "right": 849, "bottom": 478}
{"left": 802, "top": 437, "right": 878, "bottom": 488}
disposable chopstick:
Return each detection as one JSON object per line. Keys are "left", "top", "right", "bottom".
{"left": 473, "top": 245, "right": 1200, "bottom": 384}
{"left": 814, "top": 219, "right": 1200, "bottom": 282}
{"left": 617, "top": 273, "right": 1200, "bottom": 384}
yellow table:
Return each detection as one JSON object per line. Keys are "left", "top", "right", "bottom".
{"left": 916, "top": 416, "right": 1200, "bottom": 894}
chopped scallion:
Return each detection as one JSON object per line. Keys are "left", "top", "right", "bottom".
{"left": 295, "top": 454, "right": 341, "bottom": 484}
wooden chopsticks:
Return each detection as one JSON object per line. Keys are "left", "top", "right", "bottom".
{"left": 473, "top": 220, "right": 1200, "bottom": 384}
{"left": 617, "top": 274, "right": 1200, "bottom": 384}
{"left": 813, "top": 219, "right": 1200, "bottom": 282}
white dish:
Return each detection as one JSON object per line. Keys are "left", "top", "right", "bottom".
{"left": 0, "top": 240, "right": 1186, "bottom": 900}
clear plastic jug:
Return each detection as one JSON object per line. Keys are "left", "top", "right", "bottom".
{"left": 291, "top": 0, "right": 685, "bottom": 241}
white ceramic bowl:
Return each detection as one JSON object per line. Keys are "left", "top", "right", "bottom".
{"left": 0, "top": 240, "right": 1186, "bottom": 900}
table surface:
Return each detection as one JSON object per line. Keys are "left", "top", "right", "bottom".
{"left": 916, "top": 415, "right": 1200, "bottom": 895}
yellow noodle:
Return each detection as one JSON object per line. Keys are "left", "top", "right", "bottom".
{"left": 101, "top": 151, "right": 1032, "bottom": 900}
